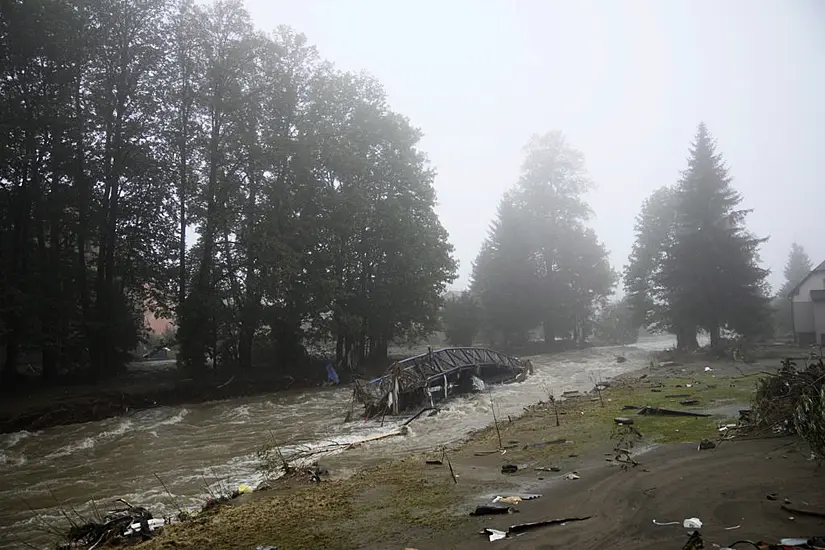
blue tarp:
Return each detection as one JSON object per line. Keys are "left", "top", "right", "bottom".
{"left": 325, "top": 361, "right": 340, "bottom": 384}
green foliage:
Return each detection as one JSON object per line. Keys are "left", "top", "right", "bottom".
{"left": 441, "top": 291, "right": 481, "bottom": 347}
{"left": 593, "top": 297, "right": 640, "bottom": 346}
{"left": 0, "top": 0, "right": 456, "bottom": 389}
{"left": 471, "top": 132, "right": 615, "bottom": 347}
{"left": 624, "top": 123, "right": 771, "bottom": 348}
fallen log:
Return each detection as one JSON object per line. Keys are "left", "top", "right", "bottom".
{"left": 637, "top": 406, "right": 710, "bottom": 417}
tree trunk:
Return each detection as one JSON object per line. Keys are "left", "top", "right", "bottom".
{"left": 709, "top": 323, "right": 720, "bottom": 348}
{"left": 543, "top": 321, "right": 555, "bottom": 345}
{"left": 1, "top": 323, "right": 21, "bottom": 391}
{"left": 676, "top": 326, "right": 699, "bottom": 350}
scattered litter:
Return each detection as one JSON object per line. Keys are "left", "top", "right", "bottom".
{"left": 653, "top": 519, "right": 680, "bottom": 526}
{"left": 614, "top": 417, "right": 634, "bottom": 425}
{"left": 622, "top": 405, "right": 641, "bottom": 411}
{"left": 523, "top": 438, "right": 569, "bottom": 449}
{"left": 780, "top": 539, "right": 809, "bottom": 546}
{"left": 535, "top": 466, "right": 561, "bottom": 472}
{"left": 481, "top": 528, "right": 507, "bottom": 542}
{"left": 723, "top": 524, "right": 741, "bottom": 530}
{"left": 63, "top": 501, "right": 167, "bottom": 548}
{"left": 767, "top": 493, "right": 778, "bottom": 501}
{"left": 651, "top": 389, "right": 663, "bottom": 393}
{"left": 682, "top": 530, "right": 704, "bottom": 550}
{"left": 665, "top": 394, "right": 692, "bottom": 398}
{"left": 704, "top": 366, "right": 713, "bottom": 372}
{"left": 685, "top": 384, "right": 693, "bottom": 388}
{"left": 563, "top": 472, "right": 580, "bottom": 480}
{"left": 508, "top": 516, "right": 591, "bottom": 535}
{"left": 680, "top": 399, "right": 700, "bottom": 406}
{"left": 475, "top": 450, "right": 499, "bottom": 456}
{"left": 781, "top": 504, "right": 825, "bottom": 519}
{"left": 501, "top": 464, "right": 518, "bottom": 474}
{"left": 425, "top": 459, "right": 443, "bottom": 465}
{"left": 562, "top": 390, "right": 581, "bottom": 397}
{"left": 256, "top": 547, "right": 279, "bottom": 550}
{"left": 238, "top": 484, "right": 253, "bottom": 494}
{"left": 492, "top": 494, "right": 541, "bottom": 504}
{"left": 683, "top": 518, "right": 703, "bottom": 529}
{"left": 638, "top": 406, "right": 710, "bottom": 417}
{"left": 698, "top": 439, "right": 716, "bottom": 450}
{"left": 122, "top": 518, "right": 166, "bottom": 536}
{"left": 481, "top": 517, "right": 591, "bottom": 541}
{"left": 471, "top": 505, "right": 517, "bottom": 516}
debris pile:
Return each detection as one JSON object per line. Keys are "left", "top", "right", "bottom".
{"left": 58, "top": 500, "right": 166, "bottom": 549}
{"left": 750, "top": 357, "right": 825, "bottom": 458}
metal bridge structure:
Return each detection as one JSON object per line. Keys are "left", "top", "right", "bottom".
{"left": 353, "top": 347, "right": 531, "bottom": 416}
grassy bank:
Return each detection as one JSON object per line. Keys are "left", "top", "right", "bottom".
{"left": 138, "top": 357, "right": 765, "bottom": 550}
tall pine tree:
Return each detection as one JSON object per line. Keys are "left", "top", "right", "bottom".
{"left": 658, "top": 123, "right": 771, "bottom": 347}
{"left": 623, "top": 186, "right": 699, "bottom": 349}
{"left": 472, "top": 132, "right": 614, "bottom": 347}
{"left": 772, "top": 242, "right": 814, "bottom": 336}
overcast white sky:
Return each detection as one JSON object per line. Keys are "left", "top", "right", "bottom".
{"left": 246, "top": 0, "right": 825, "bottom": 293}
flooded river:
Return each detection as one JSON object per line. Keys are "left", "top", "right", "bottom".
{"left": 0, "top": 338, "right": 672, "bottom": 548}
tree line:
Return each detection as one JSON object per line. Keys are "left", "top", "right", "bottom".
{"left": 1, "top": 0, "right": 805, "bottom": 393}
{"left": 444, "top": 124, "right": 785, "bottom": 351}
{"left": 0, "top": 0, "right": 456, "bottom": 389}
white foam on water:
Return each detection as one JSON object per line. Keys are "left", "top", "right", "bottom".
{"left": 0, "top": 429, "right": 36, "bottom": 449}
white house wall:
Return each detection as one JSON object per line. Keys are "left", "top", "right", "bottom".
{"left": 815, "top": 302, "right": 825, "bottom": 345}
{"left": 792, "top": 274, "right": 825, "bottom": 303}
{"left": 794, "top": 301, "right": 816, "bottom": 333}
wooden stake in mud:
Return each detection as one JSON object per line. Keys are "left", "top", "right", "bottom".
{"left": 489, "top": 388, "right": 503, "bottom": 449}
{"left": 441, "top": 449, "right": 458, "bottom": 484}
{"left": 549, "top": 393, "right": 560, "bottom": 427}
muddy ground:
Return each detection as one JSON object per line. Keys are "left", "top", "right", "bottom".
{"left": 134, "top": 348, "right": 825, "bottom": 550}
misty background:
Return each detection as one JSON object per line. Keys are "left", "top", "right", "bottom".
{"left": 248, "top": 0, "right": 825, "bottom": 291}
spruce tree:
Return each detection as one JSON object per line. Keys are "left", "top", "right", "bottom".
{"left": 624, "top": 186, "right": 699, "bottom": 349}
{"left": 658, "top": 123, "right": 771, "bottom": 346}
{"left": 780, "top": 243, "right": 813, "bottom": 297}
{"left": 773, "top": 243, "right": 814, "bottom": 336}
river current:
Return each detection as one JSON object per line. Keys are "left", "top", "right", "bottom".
{"left": 0, "top": 337, "right": 673, "bottom": 549}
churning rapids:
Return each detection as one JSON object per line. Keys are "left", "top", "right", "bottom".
{"left": 0, "top": 338, "right": 673, "bottom": 549}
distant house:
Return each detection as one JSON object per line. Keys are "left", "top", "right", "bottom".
{"left": 789, "top": 260, "right": 825, "bottom": 346}
{"left": 144, "top": 310, "right": 174, "bottom": 336}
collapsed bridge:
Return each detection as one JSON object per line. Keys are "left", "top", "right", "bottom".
{"left": 352, "top": 347, "right": 533, "bottom": 418}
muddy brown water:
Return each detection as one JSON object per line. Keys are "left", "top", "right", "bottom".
{"left": 0, "top": 338, "right": 674, "bottom": 549}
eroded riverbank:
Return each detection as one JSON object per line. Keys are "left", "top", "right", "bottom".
{"left": 0, "top": 340, "right": 672, "bottom": 549}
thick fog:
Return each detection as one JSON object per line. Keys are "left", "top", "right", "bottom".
{"left": 248, "top": 0, "right": 825, "bottom": 291}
